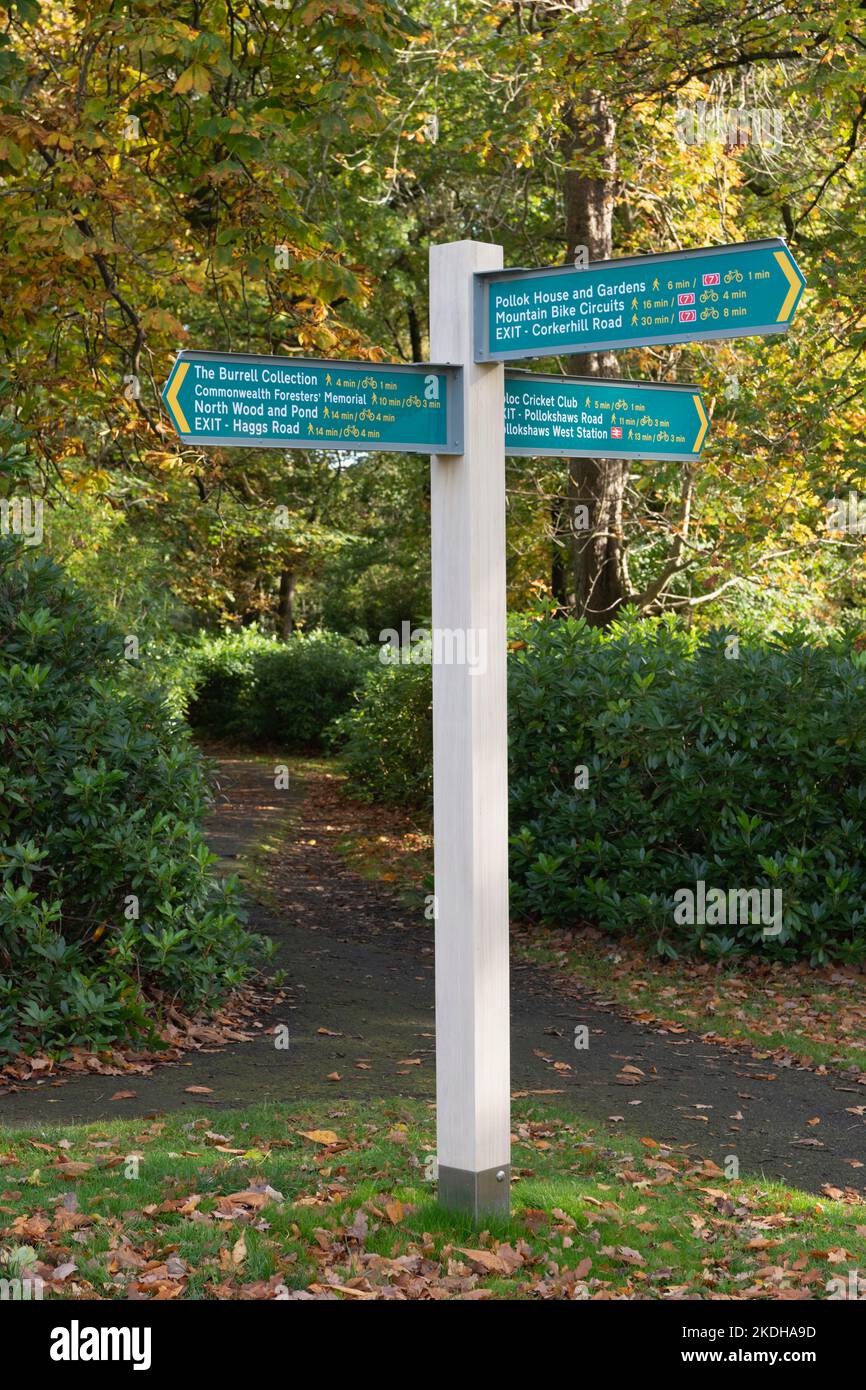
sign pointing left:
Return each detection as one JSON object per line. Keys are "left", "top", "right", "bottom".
{"left": 162, "top": 350, "right": 463, "bottom": 454}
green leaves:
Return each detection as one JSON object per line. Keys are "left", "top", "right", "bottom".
{"left": 171, "top": 63, "right": 213, "bottom": 96}
{"left": 507, "top": 615, "right": 866, "bottom": 964}
{"left": 336, "top": 658, "right": 433, "bottom": 807}
{"left": 184, "top": 627, "right": 377, "bottom": 749}
{"left": 342, "top": 610, "right": 866, "bottom": 965}
{"left": 0, "top": 541, "right": 263, "bottom": 1059}
{"left": 0, "top": 0, "right": 410, "bottom": 519}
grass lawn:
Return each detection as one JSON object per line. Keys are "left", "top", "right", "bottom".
{"left": 1, "top": 1098, "right": 863, "bottom": 1301}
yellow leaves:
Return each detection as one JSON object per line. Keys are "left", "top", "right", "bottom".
{"left": 144, "top": 450, "right": 194, "bottom": 477}
{"left": 68, "top": 468, "right": 112, "bottom": 496}
{"left": 172, "top": 64, "right": 212, "bottom": 96}
{"left": 39, "top": 130, "right": 75, "bottom": 151}
{"left": 299, "top": 1130, "right": 339, "bottom": 1146}
{"left": 140, "top": 307, "right": 186, "bottom": 338}
{"left": 297, "top": 324, "right": 338, "bottom": 353}
{"left": 513, "top": 140, "right": 535, "bottom": 171}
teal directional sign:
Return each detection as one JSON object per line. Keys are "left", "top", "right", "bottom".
{"left": 476, "top": 238, "right": 805, "bottom": 362}
{"left": 504, "top": 371, "right": 709, "bottom": 461}
{"left": 162, "top": 351, "right": 463, "bottom": 454}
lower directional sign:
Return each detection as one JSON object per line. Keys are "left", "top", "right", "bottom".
{"left": 162, "top": 350, "right": 463, "bottom": 454}
{"left": 504, "top": 371, "right": 709, "bottom": 461}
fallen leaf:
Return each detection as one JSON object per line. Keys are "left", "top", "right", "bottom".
{"left": 617, "top": 1246, "right": 645, "bottom": 1265}
{"left": 347, "top": 1209, "right": 369, "bottom": 1242}
{"left": 458, "top": 1247, "right": 510, "bottom": 1276}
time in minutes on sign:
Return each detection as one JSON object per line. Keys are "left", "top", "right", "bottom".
{"left": 162, "top": 350, "right": 463, "bottom": 454}
{"left": 476, "top": 237, "right": 805, "bottom": 361}
{"left": 504, "top": 371, "right": 709, "bottom": 461}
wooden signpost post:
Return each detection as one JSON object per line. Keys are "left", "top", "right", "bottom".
{"left": 163, "top": 235, "right": 803, "bottom": 1220}
{"left": 429, "top": 241, "right": 511, "bottom": 1215}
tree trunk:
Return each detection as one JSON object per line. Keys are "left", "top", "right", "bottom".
{"left": 550, "top": 497, "right": 569, "bottom": 610}
{"left": 407, "top": 301, "right": 423, "bottom": 361}
{"left": 277, "top": 568, "right": 296, "bottom": 638}
{"left": 563, "top": 94, "right": 629, "bottom": 626}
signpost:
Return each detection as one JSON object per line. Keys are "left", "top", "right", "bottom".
{"left": 161, "top": 235, "right": 803, "bottom": 1223}
{"left": 476, "top": 237, "right": 805, "bottom": 361}
{"left": 429, "top": 240, "right": 511, "bottom": 1219}
{"left": 162, "top": 350, "right": 463, "bottom": 454}
{"left": 504, "top": 371, "right": 709, "bottom": 461}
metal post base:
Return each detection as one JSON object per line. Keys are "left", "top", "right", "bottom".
{"left": 437, "top": 1163, "right": 511, "bottom": 1218}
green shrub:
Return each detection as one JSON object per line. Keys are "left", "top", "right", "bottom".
{"left": 184, "top": 627, "right": 376, "bottom": 748}
{"left": 508, "top": 615, "right": 866, "bottom": 964}
{"left": 0, "top": 541, "right": 262, "bottom": 1059}
{"left": 336, "top": 659, "right": 433, "bottom": 807}
{"left": 339, "top": 614, "right": 866, "bottom": 964}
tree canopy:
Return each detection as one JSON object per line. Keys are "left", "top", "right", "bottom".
{"left": 1, "top": 0, "right": 865, "bottom": 634}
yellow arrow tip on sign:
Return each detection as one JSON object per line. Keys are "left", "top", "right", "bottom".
{"left": 774, "top": 249, "right": 802, "bottom": 322}
{"left": 165, "top": 360, "right": 191, "bottom": 434}
{"left": 692, "top": 395, "right": 708, "bottom": 453}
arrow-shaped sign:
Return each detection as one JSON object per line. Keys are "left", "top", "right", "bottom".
{"left": 504, "top": 371, "right": 709, "bottom": 461}
{"left": 161, "top": 350, "right": 463, "bottom": 453}
{"left": 164, "top": 359, "right": 191, "bottom": 433}
{"left": 163, "top": 351, "right": 709, "bottom": 464}
{"left": 476, "top": 238, "right": 806, "bottom": 362}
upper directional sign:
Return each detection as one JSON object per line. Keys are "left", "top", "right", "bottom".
{"left": 476, "top": 238, "right": 805, "bottom": 362}
{"left": 162, "top": 350, "right": 463, "bottom": 454}
{"left": 504, "top": 371, "right": 708, "bottom": 461}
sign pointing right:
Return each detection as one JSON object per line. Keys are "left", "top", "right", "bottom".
{"left": 504, "top": 371, "right": 709, "bottom": 461}
{"left": 476, "top": 237, "right": 806, "bottom": 362}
